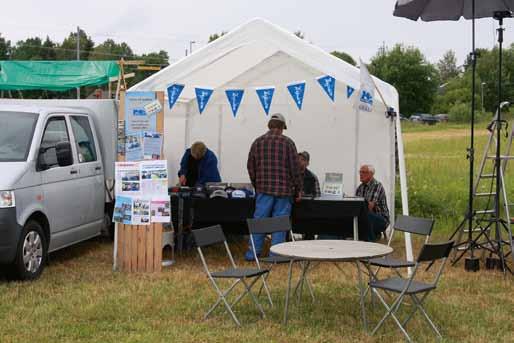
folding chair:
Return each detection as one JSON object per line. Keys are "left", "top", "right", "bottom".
{"left": 246, "top": 216, "right": 314, "bottom": 306}
{"left": 192, "top": 225, "right": 269, "bottom": 326}
{"left": 364, "top": 215, "right": 435, "bottom": 283}
{"left": 369, "top": 241, "right": 454, "bottom": 342}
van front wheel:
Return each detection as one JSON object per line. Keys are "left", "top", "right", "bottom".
{"left": 13, "top": 221, "right": 47, "bottom": 280}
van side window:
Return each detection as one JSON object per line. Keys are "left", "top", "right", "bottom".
{"left": 70, "top": 116, "right": 97, "bottom": 163}
{"left": 40, "top": 117, "right": 70, "bottom": 169}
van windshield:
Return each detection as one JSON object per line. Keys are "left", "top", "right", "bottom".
{"left": 0, "top": 111, "right": 39, "bottom": 162}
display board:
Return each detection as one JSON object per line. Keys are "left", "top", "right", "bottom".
{"left": 115, "top": 91, "right": 165, "bottom": 272}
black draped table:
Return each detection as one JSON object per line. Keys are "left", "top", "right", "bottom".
{"left": 171, "top": 196, "right": 370, "bottom": 251}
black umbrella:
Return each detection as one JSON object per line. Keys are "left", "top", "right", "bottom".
{"left": 393, "top": 0, "right": 514, "bottom": 273}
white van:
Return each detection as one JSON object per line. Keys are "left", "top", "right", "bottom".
{"left": 0, "top": 101, "right": 117, "bottom": 279}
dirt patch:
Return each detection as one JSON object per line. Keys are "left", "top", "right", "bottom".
{"left": 403, "top": 128, "right": 489, "bottom": 142}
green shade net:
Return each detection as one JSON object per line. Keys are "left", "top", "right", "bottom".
{"left": 0, "top": 61, "right": 119, "bottom": 91}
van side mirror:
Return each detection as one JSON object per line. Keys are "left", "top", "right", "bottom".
{"left": 55, "top": 141, "right": 73, "bottom": 167}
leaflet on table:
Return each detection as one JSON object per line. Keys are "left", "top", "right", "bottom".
{"left": 150, "top": 197, "right": 171, "bottom": 223}
{"left": 115, "top": 162, "right": 141, "bottom": 195}
{"left": 113, "top": 196, "right": 133, "bottom": 224}
{"left": 140, "top": 160, "right": 168, "bottom": 196}
{"left": 142, "top": 131, "right": 162, "bottom": 160}
{"left": 132, "top": 197, "right": 151, "bottom": 225}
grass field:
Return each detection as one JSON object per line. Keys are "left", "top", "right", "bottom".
{"left": 1, "top": 123, "right": 514, "bottom": 342}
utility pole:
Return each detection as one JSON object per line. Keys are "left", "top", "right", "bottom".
{"left": 76, "top": 26, "right": 80, "bottom": 99}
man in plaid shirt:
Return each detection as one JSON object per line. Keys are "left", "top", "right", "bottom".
{"left": 356, "top": 164, "right": 390, "bottom": 241}
{"left": 245, "top": 113, "right": 302, "bottom": 261}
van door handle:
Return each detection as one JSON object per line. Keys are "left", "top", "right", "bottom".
{"left": 95, "top": 166, "right": 102, "bottom": 171}
{"left": 70, "top": 170, "right": 78, "bottom": 175}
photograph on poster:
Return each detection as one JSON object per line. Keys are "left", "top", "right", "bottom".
{"left": 142, "top": 131, "right": 162, "bottom": 160}
{"left": 140, "top": 160, "right": 168, "bottom": 196}
{"left": 132, "top": 197, "right": 151, "bottom": 225}
{"left": 150, "top": 197, "right": 171, "bottom": 223}
{"left": 113, "top": 196, "right": 133, "bottom": 224}
{"left": 115, "top": 162, "right": 141, "bottom": 195}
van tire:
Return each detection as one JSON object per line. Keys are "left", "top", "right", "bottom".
{"left": 12, "top": 221, "right": 47, "bottom": 280}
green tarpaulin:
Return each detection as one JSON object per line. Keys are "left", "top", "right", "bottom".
{"left": 0, "top": 61, "right": 119, "bottom": 91}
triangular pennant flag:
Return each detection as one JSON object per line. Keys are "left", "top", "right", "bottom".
{"left": 255, "top": 87, "right": 275, "bottom": 115}
{"left": 194, "top": 87, "right": 213, "bottom": 114}
{"left": 225, "top": 89, "right": 244, "bottom": 118}
{"left": 346, "top": 85, "right": 355, "bottom": 98}
{"left": 166, "top": 83, "right": 184, "bottom": 110}
{"left": 287, "top": 81, "right": 306, "bottom": 110}
{"left": 316, "top": 75, "right": 335, "bottom": 101}
{"left": 356, "top": 59, "right": 374, "bottom": 112}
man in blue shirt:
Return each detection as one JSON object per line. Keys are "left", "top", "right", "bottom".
{"left": 178, "top": 141, "right": 221, "bottom": 187}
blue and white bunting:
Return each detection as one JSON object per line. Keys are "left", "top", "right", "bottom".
{"left": 346, "top": 85, "right": 355, "bottom": 99}
{"left": 287, "top": 81, "right": 306, "bottom": 110}
{"left": 195, "top": 87, "right": 213, "bottom": 114}
{"left": 255, "top": 87, "right": 275, "bottom": 115}
{"left": 225, "top": 89, "right": 244, "bottom": 118}
{"left": 166, "top": 83, "right": 184, "bottom": 110}
{"left": 316, "top": 75, "right": 335, "bottom": 101}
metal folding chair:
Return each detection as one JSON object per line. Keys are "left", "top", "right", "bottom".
{"left": 368, "top": 241, "right": 454, "bottom": 342}
{"left": 364, "top": 215, "right": 435, "bottom": 284}
{"left": 246, "top": 216, "right": 314, "bottom": 306}
{"left": 192, "top": 225, "right": 269, "bottom": 326}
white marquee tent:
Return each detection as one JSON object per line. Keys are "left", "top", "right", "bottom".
{"left": 131, "top": 18, "right": 410, "bottom": 255}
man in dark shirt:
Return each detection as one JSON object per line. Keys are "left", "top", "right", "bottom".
{"left": 298, "top": 151, "right": 321, "bottom": 198}
{"left": 245, "top": 113, "right": 302, "bottom": 260}
{"left": 355, "top": 164, "right": 390, "bottom": 241}
{"left": 178, "top": 141, "right": 221, "bottom": 187}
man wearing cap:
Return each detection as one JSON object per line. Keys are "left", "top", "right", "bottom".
{"left": 298, "top": 151, "right": 321, "bottom": 198}
{"left": 245, "top": 113, "right": 303, "bottom": 261}
{"left": 178, "top": 141, "right": 221, "bottom": 187}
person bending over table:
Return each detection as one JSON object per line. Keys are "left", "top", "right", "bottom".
{"left": 178, "top": 141, "right": 221, "bottom": 187}
{"left": 298, "top": 151, "right": 321, "bottom": 198}
{"left": 245, "top": 113, "right": 303, "bottom": 261}
{"left": 355, "top": 164, "right": 390, "bottom": 241}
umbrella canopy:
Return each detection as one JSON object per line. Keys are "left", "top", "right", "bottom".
{"left": 394, "top": 0, "right": 514, "bottom": 21}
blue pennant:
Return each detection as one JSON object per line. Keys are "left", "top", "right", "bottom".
{"left": 347, "top": 85, "right": 355, "bottom": 98}
{"left": 194, "top": 87, "right": 213, "bottom": 114}
{"left": 225, "top": 89, "right": 244, "bottom": 118}
{"left": 317, "top": 75, "right": 335, "bottom": 101}
{"left": 255, "top": 87, "right": 275, "bottom": 115}
{"left": 287, "top": 82, "right": 306, "bottom": 110}
{"left": 167, "top": 83, "right": 184, "bottom": 110}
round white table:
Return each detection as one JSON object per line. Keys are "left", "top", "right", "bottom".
{"left": 270, "top": 240, "right": 393, "bottom": 329}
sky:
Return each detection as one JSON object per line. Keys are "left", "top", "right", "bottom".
{"left": 1, "top": 1, "right": 513, "bottom": 65}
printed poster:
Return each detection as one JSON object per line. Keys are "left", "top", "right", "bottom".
{"left": 115, "top": 162, "right": 141, "bottom": 195}
{"left": 125, "top": 91, "right": 157, "bottom": 135}
{"left": 140, "top": 160, "right": 168, "bottom": 196}
{"left": 142, "top": 131, "right": 163, "bottom": 160}
{"left": 150, "top": 197, "right": 171, "bottom": 223}
{"left": 113, "top": 196, "right": 133, "bottom": 224}
{"left": 132, "top": 197, "right": 151, "bottom": 225}
{"left": 126, "top": 133, "right": 143, "bottom": 161}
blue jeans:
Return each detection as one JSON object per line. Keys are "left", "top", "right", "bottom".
{"left": 245, "top": 193, "right": 292, "bottom": 260}
{"left": 368, "top": 212, "right": 388, "bottom": 241}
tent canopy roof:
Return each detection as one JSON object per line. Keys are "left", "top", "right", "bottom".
{"left": 130, "top": 18, "right": 398, "bottom": 107}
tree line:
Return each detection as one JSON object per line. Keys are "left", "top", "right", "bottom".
{"left": 1, "top": 28, "right": 511, "bottom": 120}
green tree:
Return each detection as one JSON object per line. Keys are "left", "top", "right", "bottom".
{"left": 437, "top": 50, "right": 460, "bottom": 83}
{"left": 208, "top": 31, "right": 227, "bottom": 43}
{"left": 57, "top": 29, "right": 94, "bottom": 60}
{"left": 129, "top": 50, "right": 170, "bottom": 87}
{"left": 0, "top": 33, "right": 11, "bottom": 59}
{"left": 41, "top": 36, "right": 57, "bottom": 60}
{"left": 331, "top": 51, "right": 356, "bottom": 66}
{"left": 89, "top": 39, "right": 134, "bottom": 60}
{"left": 369, "top": 44, "right": 439, "bottom": 116}
{"left": 11, "top": 37, "right": 45, "bottom": 60}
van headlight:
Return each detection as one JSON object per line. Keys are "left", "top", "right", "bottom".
{"left": 0, "top": 191, "right": 15, "bottom": 208}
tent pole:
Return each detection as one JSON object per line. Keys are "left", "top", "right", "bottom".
{"left": 217, "top": 104, "right": 223, "bottom": 173}
{"left": 395, "top": 111, "right": 413, "bottom": 268}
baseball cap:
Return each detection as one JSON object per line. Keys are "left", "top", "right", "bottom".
{"left": 269, "top": 112, "right": 287, "bottom": 129}
{"left": 299, "top": 151, "right": 310, "bottom": 162}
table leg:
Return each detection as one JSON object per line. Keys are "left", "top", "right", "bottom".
{"left": 296, "top": 261, "right": 310, "bottom": 305}
{"left": 355, "top": 261, "right": 368, "bottom": 332}
{"left": 177, "top": 197, "right": 183, "bottom": 254}
{"left": 284, "top": 259, "right": 295, "bottom": 325}
{"left": 353, "top": 216, "right": 359, "bottom": 241}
